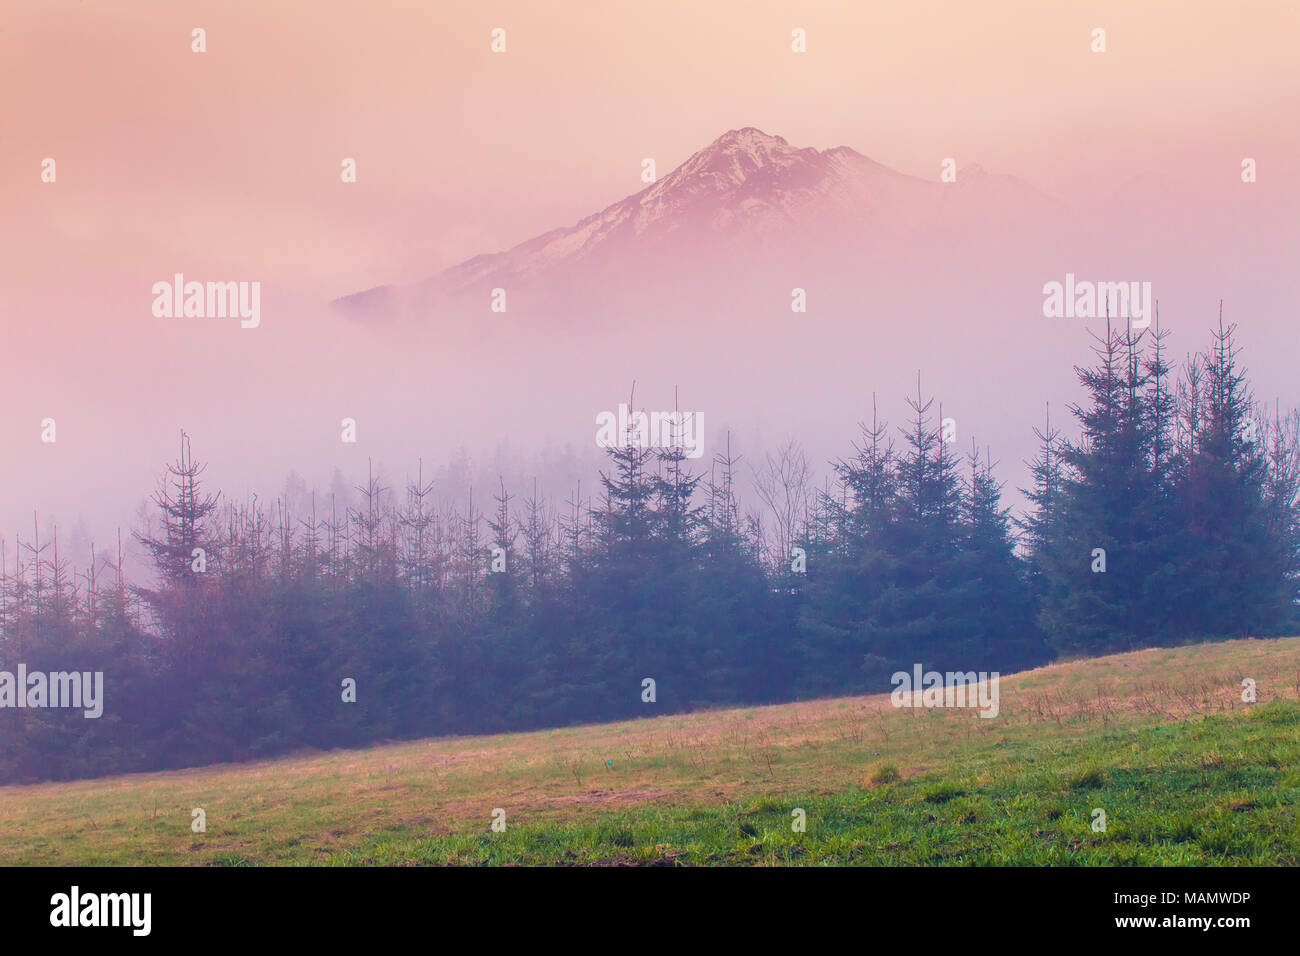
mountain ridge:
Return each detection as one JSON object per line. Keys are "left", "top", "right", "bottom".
{"left": 334, "top": 127, "right": 1059, "bottom": 315}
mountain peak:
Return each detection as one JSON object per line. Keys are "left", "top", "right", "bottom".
{"left": 663, "top": 127, "right": 817, "bottom": 193}
{"left": 696, "top": 128, "right": 801, "bottom": 168}
{"left": 709, "top": 127, "right": 791, "bottom": 150}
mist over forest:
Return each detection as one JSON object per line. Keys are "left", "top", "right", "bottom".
{"left": 4, "top": 313, "right": 1297, "bottom": 784}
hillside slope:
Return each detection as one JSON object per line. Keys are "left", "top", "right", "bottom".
{"left": 2, "top": 637, "right": 1297, "bottom": 865}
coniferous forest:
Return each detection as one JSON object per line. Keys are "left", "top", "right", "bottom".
{"left": 2, "top": 317, "right": 1298, "bottom": 784}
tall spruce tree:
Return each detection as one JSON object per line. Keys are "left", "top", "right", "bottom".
{"left": 1168, "top": 312, "right": 1286, "bottom": 636}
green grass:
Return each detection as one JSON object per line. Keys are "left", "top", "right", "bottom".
{"left": 2, "top": 637, "right": 1298, "bottom": 865}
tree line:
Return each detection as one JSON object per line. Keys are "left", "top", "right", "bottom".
{"left": 2, "top": 314, "right": 1297, "bottom": 783}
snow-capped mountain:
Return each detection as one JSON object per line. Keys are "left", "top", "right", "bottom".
{"left": 335, "top": 127, "right": 1062, "bottom": 316}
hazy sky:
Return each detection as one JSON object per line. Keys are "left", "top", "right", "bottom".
{"left": 3, "top": 0, "right": 1299, "bottom": 558}
{"left": 6, "top": 0, "right": 1298, "bottom": 289}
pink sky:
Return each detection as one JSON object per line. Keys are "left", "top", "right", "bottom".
{"left": 5, "top": 0, "right": 1298, "bottom": 291}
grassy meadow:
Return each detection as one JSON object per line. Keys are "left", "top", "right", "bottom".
{"left": 2, "top": 637, "right": 1298, "bottom": 865}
